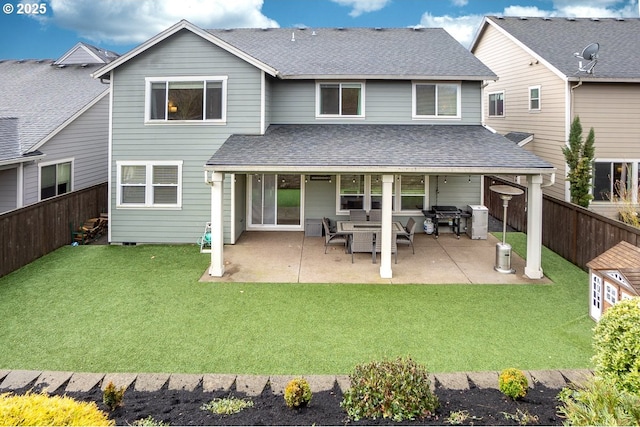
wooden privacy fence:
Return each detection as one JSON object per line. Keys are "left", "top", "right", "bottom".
{"left": 484, "top": 176, "right": 640, "bottom": 270}
{"left": 0, "top": 183, "right": 107, "bottom": 278}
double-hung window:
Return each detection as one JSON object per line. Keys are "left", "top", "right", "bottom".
{"left": 316, "top": 82, "right": 364, "bottom": 117}
{"left": 488, "top": 91, "right": 504, "bottom": 117}
{"left": 413, "top": 82, "right": 461, "bottom": 119}
{"left": 117, "top": 161, "right": 182, "bottom": 208}
{"left": 146, "top": 76, "right": 227, "bottom": 122}
{"left": 39, "top": 159, "right": 72, "bottom": 200}
{"left": 529, "top": 86, "right": 540, "bottom": 111}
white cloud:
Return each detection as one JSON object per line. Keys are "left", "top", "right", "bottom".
{"left": 330, "top": 0, "right": 391, "bottom": 17}
{"left": 43, "top": 0, "right": 279, "bottom": 46}
{"left": 419, "top": 13, "right": 484, "bottom": 48}
{"left": 451, "top": 0, "right": 468, "bottom": 6}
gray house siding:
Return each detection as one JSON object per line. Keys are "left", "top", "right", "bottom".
{"left": 21, "top": 95, "right": 109, "bottom": 207}
{"left": 270, "top": 80, "right": 483, "bottom": 125}
{"left": 0, "top": 168, "right": 17, "bottom": 212}
{"left": 109, "top": 30, "right": 262, "bottom": 244}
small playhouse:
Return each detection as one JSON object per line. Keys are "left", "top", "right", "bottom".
{"left": 586, "top": 241, "right": 640, "bottom": 321}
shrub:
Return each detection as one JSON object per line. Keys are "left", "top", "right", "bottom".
{"left": 102, "top": 381, "right": 126, "bottom": 411}
{"left": 0, "top": 391, "right": 114, "bottom": 426}
{"left": 283, "top": 377, "right": 312, "bottom": 408}
{"left": 341, "top": 356, "right": 439, "bottom": 422}
{"left": 200, "top": 396, "right": 254, "bottom": 415}
{"left": 592, "top": 297, "right": 640, "bottom": 394}
{"left": 132, "top": 415, "right": 169, "bottom": 426}
{"left": 557, "top": 376, "right": 640, "bottom": 426}
{"left": 498, "top": 368, "right": 528, "bottom": 400}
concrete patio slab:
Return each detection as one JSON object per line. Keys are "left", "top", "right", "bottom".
{"left": 34, "top": 371, "right": 73, "bottom": 393}
{"left": 202, "top": 374, "right": 236, "bottom": 392}
{"left": 304, "top": 375, "right": 338, "bottom": 393}
{"left": 335, "top": 375, "right": 351, "bottom": 393}
{"left": 168, "top": 374, "right": 202, "bottom": 391}
{"left": 102, "top": 373, "right": 137, "bottom": 391}
{"left": 200, "top": 232, "right": 549, "bottom": 285}
{"left": 134, "top": 373, "right": 170, "bottom": 392}
{"left": 235, "top": 375, "right": 269, "bottom": 396}
{"left": 529, "top": 370, "right": 567, "bottom": 389}
{"left": 560, "top": 369, "right": 594, "bottom": 387}
{"left": 467, "top": 371, "right": 499, "bottom": 389}
{"left": 0, "top": 370, "right": 41, "bottom": 390}
{"left": 434, "top": 372, "right": 469, "bottom": 390}
{"left": 65, "top": 372, "right": 104, "bottom": 392}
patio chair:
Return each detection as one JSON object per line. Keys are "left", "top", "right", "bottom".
{"left": 351, "top": 231, "right": 376, "bottom": 263}
{"left": 396, "top": 217, "right": 416, "bottom": 254}
{"left": 375, "top": 231, "right": 398, "bottom": 264}
{"left": 368, "top": 209, "right": 382, "bottom": 222}
{"left": 349, "top": 209, "right": 367, "bottom": 221}
{"left": 322, "top": 218, "right": 348, "bottom": 254}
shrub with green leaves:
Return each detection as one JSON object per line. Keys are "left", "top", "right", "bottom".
{"left": 284, "top": 377, "right": 312, "bottom": 408}
{"left": 0, "top": 391, "right": 114, "bottom": 426}
{"left": 498, "top": 368, "right": 528, "bottom": 400}
{"left": 557, "top": 376, "right": 640, "bottom": 426}
{"left": 592, "top": 297, "right": 640, "bottom": 394}
{"left": 200, "top": 396, "right": 254, "bottom": 415}
{"left": 102, "top": 381, "right": 126, "bottom": 411}
{"left": 341, "top": 356, "right": 439, "bottom": 422}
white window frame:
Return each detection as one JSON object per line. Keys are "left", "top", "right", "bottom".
{"left": 336, "top": 174, "right": 427, "bottom": 215}
{"left": 592, "top": 160, "right": 639, "bottom": 203}
{"left": 116, "top": 160, "right": 183, "bottom": 209}
{"left": 145, "top": 76, "right": 228, "bottom": 124}
{"left": 38, "top": 158, "right": 74, "bottom": 201}
{"left": 488, "top": 91, "right": 505, "bottom": 117}
{"left": 528, "top": 85, "right": 541, "bottom": 111}
{"left": 315, "top": 81, "right": 365, "bottom": 118}
{"left": 412, "top": 82, "right": 461, "bottom": 120}
{"left": 604, "top": 282, "right": 618, "bottom": 305}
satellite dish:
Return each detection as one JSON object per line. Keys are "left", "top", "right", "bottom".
{"left": 574, "top": 42, "right": 599, "bottom": 74}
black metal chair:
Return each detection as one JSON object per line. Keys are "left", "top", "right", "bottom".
{"left": 396, "top": 217, "right": 416, "bottom": 254}
{"left": 322, "top": 218, "right": 348, "bottom": 254}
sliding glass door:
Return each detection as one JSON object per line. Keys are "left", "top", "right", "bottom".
{"left": 249, "top": 174, "right": 302, "bottom": 228}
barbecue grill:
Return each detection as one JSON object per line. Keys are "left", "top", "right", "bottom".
{"left": 422, "top": 206, "right": 471, "bottom": 238}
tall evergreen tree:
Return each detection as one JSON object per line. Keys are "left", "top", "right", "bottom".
{"left": 562, "top": 116, "right": 595, "bottom": 207}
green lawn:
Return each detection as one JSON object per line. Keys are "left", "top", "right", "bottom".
{"left": 0, "top": 233, "right": 594, "bottom": 375}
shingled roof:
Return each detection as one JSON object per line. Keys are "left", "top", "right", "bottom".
{"left": 587, "top": 241, "right": 640, "bottom": 293}
{"left": 472, "top": 17, "right": 640, "bottom": 81}
{"left": 206, "top": 124, "right": 553, "bottom": 173}
{"left": 208, "top": 27, "right": 496, "bottom": 80}
{"left": 0, "top": 60, "right": 109, "bottom": 163}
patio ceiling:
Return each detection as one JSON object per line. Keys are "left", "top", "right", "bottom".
{"left": 205, "top": 124, "right": 555, "bottom": 175}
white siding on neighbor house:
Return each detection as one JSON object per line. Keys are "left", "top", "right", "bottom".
{"left": 270, "top": 80, "right": 483, "bottom": 125}
{"left": 110, "top": 29, "right": 262, "bottom": 244}
{"left": 0, "top": 168, "right": 18, "bottom": 213}
{"left": 21, "top": 94, "right": 110, "bottom": 207}
{"left": 474, "top": 24, "right": 568, "bottom": 201}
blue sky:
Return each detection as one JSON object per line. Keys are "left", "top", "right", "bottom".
{"left": 0, "top": 0, "right": 638, "bottom": 60}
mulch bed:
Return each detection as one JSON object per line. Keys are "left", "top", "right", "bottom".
{"left": 19, "top": 379, "right": 564, "bottom": 426}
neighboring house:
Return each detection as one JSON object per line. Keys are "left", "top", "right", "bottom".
{"left": 92, "top": 20, "right": 554, "bottom": 279}
{"left": 0, "top": 42, "right": 118, "bottom": 214}
{"left": 470, "top": 16, "right": 640, "bottom": 220}
{"left": 586, "top": 240, "right": 640, "bottom": 321}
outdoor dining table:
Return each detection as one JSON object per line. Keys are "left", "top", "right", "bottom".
{"left": 336, "top": 221, "right": 407, "bottom": 256}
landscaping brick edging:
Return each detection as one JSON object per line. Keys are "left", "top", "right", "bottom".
{"left": 0, "top": 369, "right": 594, "bottom": 396}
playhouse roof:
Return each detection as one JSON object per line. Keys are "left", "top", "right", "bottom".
{"left": 587, "top": 241, "right": 640, "bottom": 292}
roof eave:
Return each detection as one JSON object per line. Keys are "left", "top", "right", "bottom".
{"left": 0, "top": 152, "right": 46, "bottom": 167}
{"left": 567, "top": 76, "right": 640, "bottom": 83}
{"left": 279, "top": 74, "right": 497, "bottom": 81}
{"left": 91, "top": 19, "right": 279, "bottom": 80}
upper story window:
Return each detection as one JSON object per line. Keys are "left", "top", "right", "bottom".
{"left": 413, "top": 82, "right": 461, "bottom": 119}
{"left": 316, "top": 82, "right": 364, "bottom": 117}
{"left": 39, "top": 159, "right": 72, "bottom": 201}
{"left": 116, "top": 161, "right": 183, "bottom": 208}
{"left": 529, "top": 85, "right": 541, "bottom": 111}
{"left": 488, "top": 91, "right": 504, "bottom": 117}
{"left": 146, "top": 76, "right": 227, "bottom": 123}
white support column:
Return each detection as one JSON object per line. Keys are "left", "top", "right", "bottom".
{"left": 525, "top": 174, "right": 544, "bottom": 279}
{"left": 380, "top": 174, "right": 394, "bottom": 279}
{"left": 208, "top": 171, "right": 225, "bottom": 277}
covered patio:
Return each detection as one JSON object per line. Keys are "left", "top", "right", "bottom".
{"left": 199, "top": 231, "right": 550, "bottom": 285}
